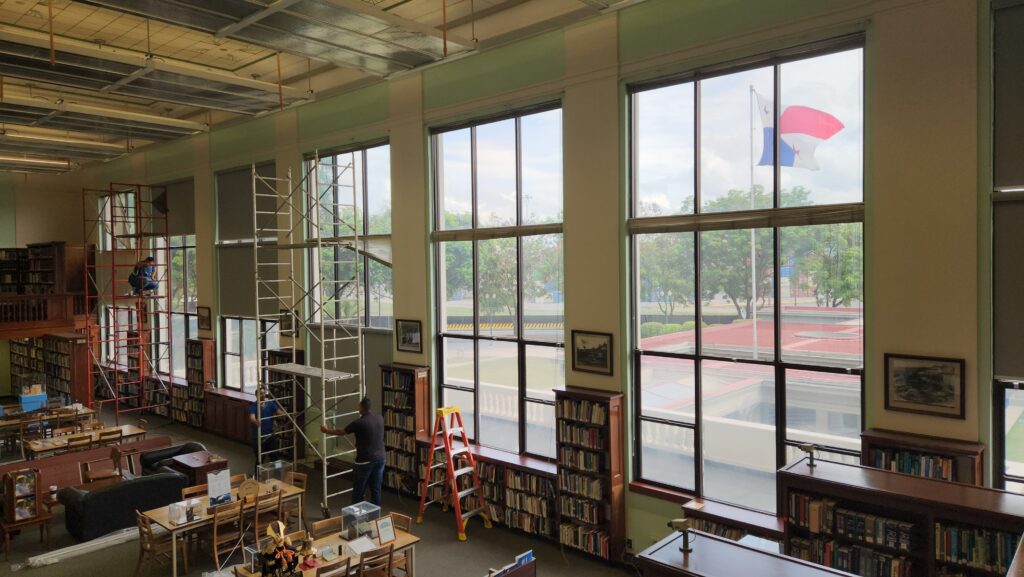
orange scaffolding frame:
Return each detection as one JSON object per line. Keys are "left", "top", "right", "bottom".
{"left": 82, "top": 183, "right": 172, "bottom": 425}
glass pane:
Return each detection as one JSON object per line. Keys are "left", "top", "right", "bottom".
{"left": 478, "top": 340, "right": 519, "bottom": 453}
{"left": 169, "top": 247, "right": 185, "bottom": 312}
{"left": 224, "top": 355, "right": 240, "bottom": 389}
{"left": 700, "top": 67, "right": 774, "bottom": 213}
{"left": 366, "top": 144, "right": 392, "bottom": 235}
{"left": 525, "top": 344, "right": 562, "bottom": 402}
{"left": 780, "top": 48, "right": 863, "bottom": 206}
{"left": 701, "top": 361, "right": 776, "bottom": 513}
{"left": 526, "top": 401, "right": 556, "bottom": 459}
{"left": 367, "top": 259, "right": 393, "bottom": 329}
{"left": 635, "top": 83, "right": 695, "bottom": 216}
{"left": 438, "top": 129, "right": 473, "bottom": 230}
{"left": 172, "top": 314, "right": 186, "bottom": 379}
{"left": 784, "top": 444, "right": 859, "bottom": 467}
{"left": 353, "top": 150, "right": 364, "bottom": 235}
{"left": 521, "top": 109, "right": 563, "bottom": 224}
{"left": 242, "top": 319, "right": 258, "bottom": 392}
{"left": 522, "top": 234, "right": 563, "bottom": 342}
{"left": 478, "top": 238, "right": 517, "bottom": 338}
{"left": 226, "top": 318, "right": 240, "bottom": 354}
{"left": 639, "top": 356, "right": 695, "bottom": 424}
{"left": 785, "top": 369, "right": 860, "bottom": 452}
{"left": 475, "top": 119, "right": 517, "bottom": 227}
{"left": 1006, "top": 480, "right": 1024, "bottom": 495}
{"left": 439, "top": 241, "right": 473, "bottom": 335}
{"left": 444, "top": 387, "right": 475, "bottom": 440}
{"left": 637, "top": 232, "right": 696, "bottom": 352}
{"left": 700, "top": 229, "right": 775, "bottom": 360}
{"left": 443, "top": 338, "right": 475, "bottom": 388}
{"left": 188, "top": 314, "right": 198, "bottom": 337}
{"left": 641, "top": 421, "right": 696, "bottom": 491}
{"left": 1006, "top": 389, "right": 1024, "bottom": 480}
{"left": 779, "top": 224, "right": 863, "bottom": 368}
{"left": 186, "top": 245, "right": 197, "bottom": 314}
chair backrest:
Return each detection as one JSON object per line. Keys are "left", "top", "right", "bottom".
{"left": 51, "top": 426, "right": 76, "bottom": 437}
{"left": 254, "top": 489, "right": 283, "bottom": 523}
{"left": 317, "top": 558, "right": 351, "bottom": 577}
{"left": 390, "top": 512, "right": 412, "bottom": 533}
{"left": 136, "top": 510, "right": 156, "bottom": 553}
{"left": 181, "top": 484, "right": 208, "bottom": 500}
{"left": 65, "top": 433, "right": 93, "bottom": 451}
{"left": 213, "top": 501, "right": 242, "bottom": 533}
{"left": 283, "top": 471, "right": 307, "bottom": 490}
{"left": 97, "top": 428, "right": 123, "bottom": 445}
{"left": 81, "top": 420, "right": 103, "bottom": 431}
{"left": 309, "top": 516, "right": 343, "bottom": 539}
{"left": 230, "top": 473, "right": 248, "bottom": 488}
{"left": 357, "top": 543, "right": 393, "bottom": 577}
{"left": 136, "top": 418, "right": 147, "bottom": 431}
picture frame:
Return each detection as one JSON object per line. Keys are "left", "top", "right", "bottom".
{"left": 197, "top": 306, "right": 212, "bottom": 331}
{"left": 375, "top": 514, "right": 396, "bottom": 545}
{"left": 571, "top": 330, "right": 613, "bottom": 375}
{"left": 884, "top": 353, "right": 965, "bottom": 419}
{"left": 395, "top": 319, "right": 422, "bottom": 353}
{"left": 279, "top": 309, "right": 294, "bottom": 336}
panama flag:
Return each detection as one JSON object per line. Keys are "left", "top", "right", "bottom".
{"left": 755, "top": 91, "right": 844, "bottom": 171}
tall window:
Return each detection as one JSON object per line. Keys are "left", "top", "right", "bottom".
{"left": 222, "top": 316, "right": 279, "bottom": 392}
{"left": 434, "top": 106, "right": 565, "bottom": 459}
{"left": 308, "top": 143, "right": 392, "bottom": 329}
{"left": 630, "top": 43, "right": 864, "bottom": 513}
{"left": 154, "top": 235, "right": 197, "bottom": 378}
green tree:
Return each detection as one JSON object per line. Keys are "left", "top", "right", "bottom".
{"left": 637, "top": 232, "right": 694, "bottom": 321}
{"left": 478, "top": 237, "right": 517, "bottom": 320}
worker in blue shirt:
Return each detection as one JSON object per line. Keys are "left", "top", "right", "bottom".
{"left": 128, "top": 256, "right": 158, "bottom": 295}
{"left": 249, "top": 387, "right": 287, "bottom": 473}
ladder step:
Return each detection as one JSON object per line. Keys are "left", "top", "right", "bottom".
{"left": 427, "top": 480, "right": 445, "bottom": 488}
{"left": 457, "top": 487, "right": 477, "bottom": 499}
{"left": 454, "top": 466, "right": 475, "bottom": 478}
{"left": 461, "top": 507, "right": 485, "bottom": 521}
{"left": 451, "top": 447, "right": 469, "bottom": 457}
{"left": 445, "top": 427, "right": 464, "bottom": 436}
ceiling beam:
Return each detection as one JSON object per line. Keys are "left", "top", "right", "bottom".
{"left": 577, "top": 0, "right": 611, "bottom": 8}
{"left": 0, "top": 129, "right": 125, "bottom": 154}
{"left": 215, "top": 0, "right": 304, "bottom": 39}
{"left": 99, "top": 61, "right": 155, "bottom": 93}
{"left": 325, "top": 0, "right": 474, "bottom": 47}
{"left": 3, "top": 90, "right": 208, "bottom": 133}
{"left": 443, "top": 0, "right": 532, "bottom": 30}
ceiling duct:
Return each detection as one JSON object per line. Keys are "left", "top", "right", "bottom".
{"left": 0, "top": 131, "right": 124, "bottom": 161}
{"left": 78, "top": 0, "right": 472, "bottom": 75}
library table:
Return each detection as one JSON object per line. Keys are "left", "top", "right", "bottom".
{"left": 168, "top": 450, "right": 228, "bottom": 485}
{"left": 143, "top": 480, "right": 304, "bottom": 577}
{"left": 637, "top": 530, "right": 855, "bottom": 577}
{"left": 232, "top": 525, "right": 420, "bottom": 577}
{"left": 25, "top": 424, "right": 147, "bottom": 458}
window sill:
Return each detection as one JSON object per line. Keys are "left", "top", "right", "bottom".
{"left": 415, "top": 433, "right": 557, "bottom": 476}
{"left": 628, "top": 482, "right": 784, "bottom": 540}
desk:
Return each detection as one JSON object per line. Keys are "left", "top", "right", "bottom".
{"left": 144, "top": 481, "right": 305, "bottom": 577}
{"left": 0, "top": 511, "right": 52, "bottom": 561}
{"left": 636, "top": 531, "right": 855, "bottom": 577}
{"left": 232, "top": 527, "right": 420, "bottom": 577}
{"left": 25, "top": 424, "right": 146, "bottom": 458}
{"left": 169, "top": 451, "right": 227, "bottom": 485}
{"left": 0, "top": 408, "right": 96, "bottom": 431}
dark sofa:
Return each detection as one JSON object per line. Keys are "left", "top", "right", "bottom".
{"left": 139, "top": 441, "right": 207, "bottom": 474}
{"left": 58, "top": 470, "right": 188, "bottom": 541}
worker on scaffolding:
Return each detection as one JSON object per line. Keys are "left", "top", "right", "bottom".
{"left": 127, "top": 256, "right": 158, "bottom": 296}
{"left": 320, "top": 396, "right": 386, "bottom": 507}
{"left": 250, "top": 387, "right": 288, "bottom": 474}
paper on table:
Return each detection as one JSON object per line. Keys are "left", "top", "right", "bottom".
{"left": 208, "top": 469, "right": 231, "bottom": 504}
{"left": 348, "top": 536, "right": 376, "bottom": 555}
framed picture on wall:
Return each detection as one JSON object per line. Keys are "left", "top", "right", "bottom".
{"left": 884, "top": 353, "right": 965, "bottom": 419}
{"left": 197, "top": 306, "right": 212, "bottom": 331}
{"left": 571, "top": 330, "right": 613, "bottom": 375}
{"left": 395, "top": 319, "right": 422, "bottom": 353}
{"left": 279, "top": 309, "right": 294, "bottom": 336}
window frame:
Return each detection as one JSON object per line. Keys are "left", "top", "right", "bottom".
{"left": 628, "top": 40, "right": 866, "bottom": 511}
{"left": 432, "top": 103, "right": 565, "bottom": 461}
{"left": 221, "top": 315, "right": 278, "bottom": 393}
{"left": 155, "top": 234, "right": 197, "bottom": 378}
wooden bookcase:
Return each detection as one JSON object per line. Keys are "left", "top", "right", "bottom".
{"left": 3, "top": 468, "right": 42, "bottom": 523}
{"left": 381, "top": 363, "right": 429, "bottom": 495}
{"left": 780, "top": 457, "right": 1024, "bottom": 577}
{"left": 170, "top": 380, "right": 189, "bottom": 423}
{"left": 861, "top": 429, "right": 984, "bottom": 486}
{"left": 204, "top": 388, "right": 254, "bottom": 444}
{"left": 681, "top": 497, "right": 785, "bottom": 542}
{"left": 554, "top": 387, "right": 624, "bottom": 561}
{"left": 499, "top": 461, "right": 558, "bottom": 540}
{"left": 9, "top": 337, "right": 44, "bottom": 393}
{"left": 23, "top": 242, "right": 89, "bottom": 295}
{"left": 185, "top": 338, "right": 215, "bottom": 427}
{"left": 266, "top": 349, "right": 305, "bottom": 459}
{"left": 41, "top": 332, "right": 89, "bottom": 405}
{"left": 0, "top": 248, "right": 26, "bottom": 295}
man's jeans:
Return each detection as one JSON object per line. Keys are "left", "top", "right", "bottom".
{"left": 352, "top": 459, "right": 385, "bottom": 506}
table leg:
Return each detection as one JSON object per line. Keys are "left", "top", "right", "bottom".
{"left": 171, "top": 530, "right": 178, "bottom": 577}
{"left": 4, "top": 529, "right": 9, "bottom": 562}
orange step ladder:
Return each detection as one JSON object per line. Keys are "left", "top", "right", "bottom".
{"left": 416, "top": 406, "right": 491, "bottom": 540}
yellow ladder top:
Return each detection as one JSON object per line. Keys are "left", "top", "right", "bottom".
{"left": 436, "top": 406, "right": 462, "bottom": 417}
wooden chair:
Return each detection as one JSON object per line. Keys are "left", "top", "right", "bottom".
{"left": 59, "top": 432, "right": 92, "bottom": 454}
{"left": 282, "top": 472, "right": 307, "bottom": 528}
{"left": 134, "top": 510, "right": 188, "bottom": 577}
{"left": 80, "top": 419, "right": 104, "bottom": 431}
{"left": 201, "top": 501, "right": 242, "bottom": 568}
{"left": 309, "top": 516, "right": 343, "bottom": 540}
{"left": 50, "top": 426, "right": 76, "bottom": 437}
{"left": 18, "top": 417, "right": 46, "bottom": 459}
{"left": 97, "top": 428, "right": 123, "bottom": 447}
{"left": 230, "top": 473, "right": 248, "bottom": 488}
{"left": 318, "top": 559, "right": 351, "bottom": 577}
{"left": 250, "top": 490, "right": 283, "bottom": 544}
{"left": 389, "top": 513, "right": 412, "bottom": 576}
{"left": 82, "top": 457, "right": 119, "bottom": 483}
{"left": 355, "top": 543, "right": 393, "bottom": 577}
{"left": 181, "top": 484, "right": 208, "bottom": 500}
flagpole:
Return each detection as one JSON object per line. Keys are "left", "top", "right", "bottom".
{"left": 749, "top": 85, "right": 758, "bottom": 361}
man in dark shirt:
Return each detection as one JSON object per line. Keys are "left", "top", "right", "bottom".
{"left": 321, "top": 396, "right": 385, "bottom": 506}
{"left": 249, "top": 387, "right": 287, "bottom": 475}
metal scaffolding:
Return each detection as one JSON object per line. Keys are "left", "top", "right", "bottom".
{"left": 252, "top": 153, "right": 364, "bottom": 514}
{"left": 82, "top": 183, "right": 172, "bottom": 425}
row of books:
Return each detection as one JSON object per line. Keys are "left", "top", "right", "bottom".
{"left": 867, "top": 449, "right": 958, "bottom": 482}
{"left": 388, "top": 451, "right": 416, "bottom": 472}
{"left": 559, "top": 495, "right": 602, "bottom": 524}
{"left": 790, "top": 537, "right": 913, "bottom": 577}
{"left": 507, "top": 512, "right": 553, "bottom": 536}
{"left": 788, "top": 493, "right": 916, "bottom": 552}
{"left": 559, "top": 523, "right": 609, "bottom": 558}
{"left": 383, "top": 411, "right": 415, "bottom": 432}
{"left": 383, "top": 391, "right": 412, "bottom": 410}
{"left": 692, "top": 518, "right": 746, "bottom": 540}
{"left": 557, "top": 422, "right": 605, "bottom": 450}
{"left": 934, "top": 522, "right": 1021, "bottom": 574}
{"left": 558, "top": 446, "right": 605, "bottom": 473}
{"left": 504, "top": 490, "right": 550, "bottom": 517}
{"left": 506, "top": 469, "right": 552, "bottom": 494}
{"left": 558, "top": 470, "right": 604, "bottom": 500}
{"left": 382, "top": 370, "right": 415, "bottom": 391}
{"left": 384, "top": 430, "right": 416, "bottom": 453}
{"left": 556, "top": 399, "right": 607, "bottom": 426}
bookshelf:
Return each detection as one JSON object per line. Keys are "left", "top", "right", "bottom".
{"left": 554, "top": 387, "right": 624, "bottom": 561}
{"left": 171, "top": 380, "right": 189, "bottom": 423}
{"left": 780, "top": 458, "right": 1024, "bottom": 577}
{"left": 681, "top": 498, "right": 785, "bottom": 543}
{"left": 861, "top": 429, "right": 984, "bottom": 486}
{"left": 40, "top": 332, "right": 89, "bottom": 405}
{"left": 185, "top": 339, "right": 215, "bottom": 428}
{"left": 381, "top": 363, "right": 429, "bottom": 496}
{"left": 9, "top": 337, "right": 43, "bottom": 393}
{"left": 504, "top": 465, "right": 558, "bottom": 540}
{"left": 266, "top": 349, "right": 305, "bottom": 459}
{"left": 0, "top": 248, "right": 26, "bottom": 294}
{"left": 22, "top": 242, "right": 89, "bottom": 295}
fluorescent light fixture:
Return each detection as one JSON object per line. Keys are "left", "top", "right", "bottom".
{"left": 1, "top": 131, "right": 123, "bottom": 151}
{"left": 995, "top": 186, "right": 1024, "bottom": 193}
{"left": 0, "top": 154, "right": 71, "bottom": 167}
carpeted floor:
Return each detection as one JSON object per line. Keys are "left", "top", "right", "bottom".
{"left": 1, "top": 405, "right": 635, "bottom": 577}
